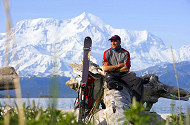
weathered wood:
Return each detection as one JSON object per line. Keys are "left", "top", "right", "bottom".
{"left": 0, "top": 67, "right": 19, "bottom": 90}
{"left": 66, "top": 61, "right": 190, "bottom": 124}
{"left": 142, "top": 74, "right": 190, "bottom": 110}
{"left": 101, "top": 83, "right": 132, "bottom": 124}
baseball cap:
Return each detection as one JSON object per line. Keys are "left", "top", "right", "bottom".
{"left": 109, "top": 35, "right": 121, "bottom": 41}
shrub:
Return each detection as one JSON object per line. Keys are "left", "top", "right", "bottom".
{"left": 119, "top": 98, "right": 165, "bottom": 125}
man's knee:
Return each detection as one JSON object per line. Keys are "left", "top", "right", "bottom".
{"left": 105, "top": 73, "right": 123, "bottom": 90}
{"left": 105, "top": 73, "right": 115, "bottom": 82}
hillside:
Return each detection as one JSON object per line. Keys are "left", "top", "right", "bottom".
{"left": 136, "top": 61, "right": 190, "bottom": 90}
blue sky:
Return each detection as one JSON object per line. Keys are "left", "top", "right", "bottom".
{"left": 1, "top": 0, "right": 190, "bottom": 49}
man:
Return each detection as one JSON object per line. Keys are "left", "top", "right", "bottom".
{"left": 103, "top": 35, "right": 143, "bottom": 102}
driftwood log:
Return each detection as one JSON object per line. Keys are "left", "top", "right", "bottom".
{"left": 66, "top": 62, "right": 190, "bottom": 124}
{"left": 0, "top": 67, "right": 19, "bottom": 90}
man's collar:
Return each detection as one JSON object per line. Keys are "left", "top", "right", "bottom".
{"left": 111, "top": 46, "right": 122, "bottom": 52}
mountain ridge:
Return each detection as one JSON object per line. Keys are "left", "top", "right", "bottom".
{"left": 0, "top": 12, "right": 189, "bottom": 77}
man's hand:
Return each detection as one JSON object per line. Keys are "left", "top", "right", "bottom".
{"left": 116, "top": 66, "right": 129, "bottom": 72}
{"left": 104, "top": 62, "right": 110, "bottom": 66}
{"left": 103, "top": 63, "right": 125, "bottom": 72}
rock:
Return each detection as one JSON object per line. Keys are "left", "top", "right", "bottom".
{"left": 0, "top": 67, "right": 19, "bottom": 90}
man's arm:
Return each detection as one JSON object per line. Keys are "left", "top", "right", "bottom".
{"left": 103, "top": 62, "right": 124, "bottom": 72}
{"left": 116, "top": 66, "right": 129, "bottom": 72}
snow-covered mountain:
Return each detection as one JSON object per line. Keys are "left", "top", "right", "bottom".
{"left": 0, "top": 12, "right": 189, "bottom": 77}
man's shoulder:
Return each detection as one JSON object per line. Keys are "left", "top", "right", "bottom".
{"left": 121, "top": 48, "right": 130, "bottom": 54}
{"left": 104, "top": 48, "right": 112, "bottom": 53}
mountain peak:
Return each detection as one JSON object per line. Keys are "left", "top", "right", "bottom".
{"left": 77, "top": 12, "right": 98, "bottom": 20}
{"left": 79, "top": 12, "right": 89, "bottom": 17}
{"left": 73, "top": 12, "right": 105, "bottom": 28}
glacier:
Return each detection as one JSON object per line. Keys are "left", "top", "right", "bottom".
{"left": 0, "top": 12, "right": 189, "bottom": 77}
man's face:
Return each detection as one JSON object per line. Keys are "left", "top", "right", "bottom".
{"left": 110, "top": 40, "right": 121, "bottom": 50}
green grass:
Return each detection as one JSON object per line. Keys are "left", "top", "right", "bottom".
{"left": 118, "top": 98, "right": 190, "bottom": 125}
{"left": 119, "top": 98, "right": 165, "bottom": 125}
{"left": 0, "top": 101, "right": 87, "bottom": 125}
{"left": 1, "top": 100, "right": 190, "bottom": 125}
